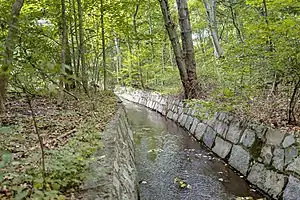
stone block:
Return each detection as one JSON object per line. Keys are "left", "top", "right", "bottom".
{"left": 247, "top": 163, "right": 267, "bottom": 191}
{"left": 190, "top": 118, "right": 200, "bottom": 134}
{"left": 240, "top": 129, "right": 256, "bottom": 148}
{"left": 282, "top": 134, "right": 295, "bottom": 148}
{"left": 283, "top": 175, "right": 300, "bottom": 200}
{"left": 212, "top": 137, "right": 232, "bottom": 158}
{"left": 266, "top": 128, "right": 285, "bottom": 147}
{"left": 203, "top": 126, "right": 217, "bottom": 148}
{"left": 217, "top": 112, "right": 227, "bottom": 122}
{"left": 184, "top": 116, "right": 194, "bottom": 130}
{"left": 226, "top": 123, "right": 243, "bottom": 144}
{"left": 177, "top": 113, "right": 184, "bottom": 123}
{"left": 215, "top": 121, "right": 229, "bottom": 137}
{"left": 229, "top": 145, "right": 250, "bottom": 176}
{"left": 260, "top": 145, "right": 273, "bottom": 165}
{"left": 264, "top": 170, "right": 286, "bottom": 198}
{"left": 166, "top": 111, "right": 174, "bottom": 119}
{"left": 249, "top": 123, "right": 267, "bottom": 139}
{"left": 180, "top": 114, "right": 188, "bottom": 127}
{"left": 171, "top": 112, "right": 178, "bottom": 121}
{"left": 272, "top": 148, "right": 284, "bottom": 171}
{"left": 285, "top": 146, "right": 298, "bottom": 166}
{"left": 194, "top": 123, "right": 207, "bottom": 140}
{"left": 286, "top": 156, "right": 300, "bottom": 176}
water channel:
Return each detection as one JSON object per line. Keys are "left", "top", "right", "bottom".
{"left": 123, "top": 100, "right": 267, "bottom": 200}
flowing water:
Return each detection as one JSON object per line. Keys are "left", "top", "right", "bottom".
{"left": 123, "top": 100, "right": 267, "bottom": 200}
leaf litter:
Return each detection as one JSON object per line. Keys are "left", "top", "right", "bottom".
{"left": 0, "top": 91, "right": 117, "bottom": 199}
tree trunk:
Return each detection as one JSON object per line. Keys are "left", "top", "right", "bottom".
{"left": 203, "top": 0, "right": 224, "bottom": 58}
{"left": 0, "top": 0, "right": 24, "bottom": 114}
{"left": 58, "top": 0, "right": 67, "bottom": 105}
{"left": 114, "top": 34, "right": 122, "bottom": 84}
{"left": 100, "top": 0, "right": 107, "bottom": 90}
{"left": 133, "top": 0, "right": 144, "bottom": 89}
{"left": 77, "top": 0, "right": 88, "bottom": 92}
{"left": 176, "top": 0, "right": 200, "bottom": 98}
{"left": 72, "top": 0, "right": 80, "bottom": 88}
{"left": 159, "top": 0, "right": 190, "bottom": 98}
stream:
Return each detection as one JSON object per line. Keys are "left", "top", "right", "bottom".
{"left": 123, "top": 100, "right": 266, "bottom": 200}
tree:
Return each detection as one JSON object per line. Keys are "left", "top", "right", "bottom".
{"left": 203, "top": 0, "right": 224, "bottom": 58}
{"left": 159, "top": 0, "right": 200, "bottom": 99}
{"left": 0, "top": 0, "right": 24, "bottom": 114}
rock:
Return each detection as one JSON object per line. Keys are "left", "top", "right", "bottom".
{"left": 166, "top": 111, "right": 173, "bottom": 119}
{"left": 285, "top": 146, "right": 298, "bottom": 166}
{"left": 272, "top": 148, "right": 284, "bottom": 171}
{"left": 265, "top": 128, "right": 285, "bottom": 146}
{"left": 250, "top": 123, "right": 267, "bottom": 139}
{"left": 286, "top": 156, "right": 300, "bottom": 176}
{"left": 229, "top": 145, "right": 250, "bottom": 175}
{"left": 282, "top": 134, "right": 295, "bottom": 148}
{"left": 206, "top": 117, "right": 217, "bottom": 127}
{"left": 247, "top": 163, "right": 267, "bottom": 191}
{"left": 260, "top": 145, "right": 273, "bottom": 165}
{"left": 184, "top": 116, "right": 194, "bottom": 130}
{"left": 190, "top": 118, "right": 200, "bottom": 134}
{"left": 212, "top": 137, "right": 232, "bottom": 158}
{"left": 240, "top": 129, "right": 256, "bottom": 148}
{"left": 203, "top": 126, "right": 217, "bottom": 148}
{"left": 180, "top": 114, "right": 188, "bottom": 127}
{"left": 283, "top": 175, "right": 300, "bottom": 200}
{"left": 194, "top": 123, "right": 207, "bottom": 140}
{"left": 217, "top": 112, "right": 228, "bottom": 122}
{"left": 226, "top": 123, "right": 243, "bottom": 144}
{"left": 172, "top": 112, "right": 179, "bottom": 121}
{"left": 177, "top": 113, "right": 184, "bottom": 123}
{"left": 264, "top": 170, "right": 286, "bottom": 198}
{"left": 215, "top": 121, "right": 228, "bottom": 137}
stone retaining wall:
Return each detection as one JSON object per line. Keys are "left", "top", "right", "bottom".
{"left": 80, "top": 103, "right": 138, "bottom": 200}
{"left": 116, "top": 87, "right": 300, "bottom": 200}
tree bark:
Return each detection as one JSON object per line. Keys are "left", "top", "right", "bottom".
{"left": 100, "top": 0, "right": 107, "bottom": 90}
{"left": 203, "top": 0, "right": 224, "bottom": 58}
{"left": 133, "top": 0, "right": 145, "bottom": 89}
{"left": 58, "top": 0, "right": 67, "bottom": 105}
{"left": 0, "top": 0, "right": 24, "bottom": 114}
{"left": 159, "top": 0, "right": 190, "bottom": 98}
{"left": 176, "top": 0, "right": 200, "bottom": 98}
{"left": 77, "top": 0, "right": 88, "bottom": 92}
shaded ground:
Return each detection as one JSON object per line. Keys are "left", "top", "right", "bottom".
{"left": 0, "top": 91, "right": 117, "bottom": 199}
{"left": 124, "top": 100, "right": 268, "bottom": 200}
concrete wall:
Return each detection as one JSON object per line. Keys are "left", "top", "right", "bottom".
{"left": 116, "top": 87, "right": 300, "bottom": 200}
{"left": 80, "top": 103, "right": 138, "bottom": 200}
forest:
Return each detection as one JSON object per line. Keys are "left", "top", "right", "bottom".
{"left": 0, "top": 0, "right": 299, "bottom": 199}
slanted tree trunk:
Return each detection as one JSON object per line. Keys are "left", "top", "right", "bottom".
{"left": 159, "top": 0, "right": 200, "bottom": 99}
{"left": 159, "top": 0, "right": 189, "bottom": 98}
{"left": 0, "top": 0, "right": 24, "bottom": 114}
{"left": 77, "top": 0, "right": 88, "bottom": 92}
{"left": 203, "top": 0, "right": 224, "bottom": 58}
{"left": 176, "top": 0, "right": 200, "bottom": 98}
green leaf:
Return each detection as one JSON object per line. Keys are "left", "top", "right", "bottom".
{"left": 14, "top": 190, "right": 29, "bottom": 200}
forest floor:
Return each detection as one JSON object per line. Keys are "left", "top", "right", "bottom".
{"left": 0, "top": 91, "right": 117, "bottom": 199}
{"left": 154, "top": 84, "right": 300, "bottom": 134}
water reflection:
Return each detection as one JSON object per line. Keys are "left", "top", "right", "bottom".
{"left": 123, "top": 100, "right": 266, "bottom": 200}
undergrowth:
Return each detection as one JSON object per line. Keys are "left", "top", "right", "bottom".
{"left": 0, "top": 91, "right": 117, "bottom": 199}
